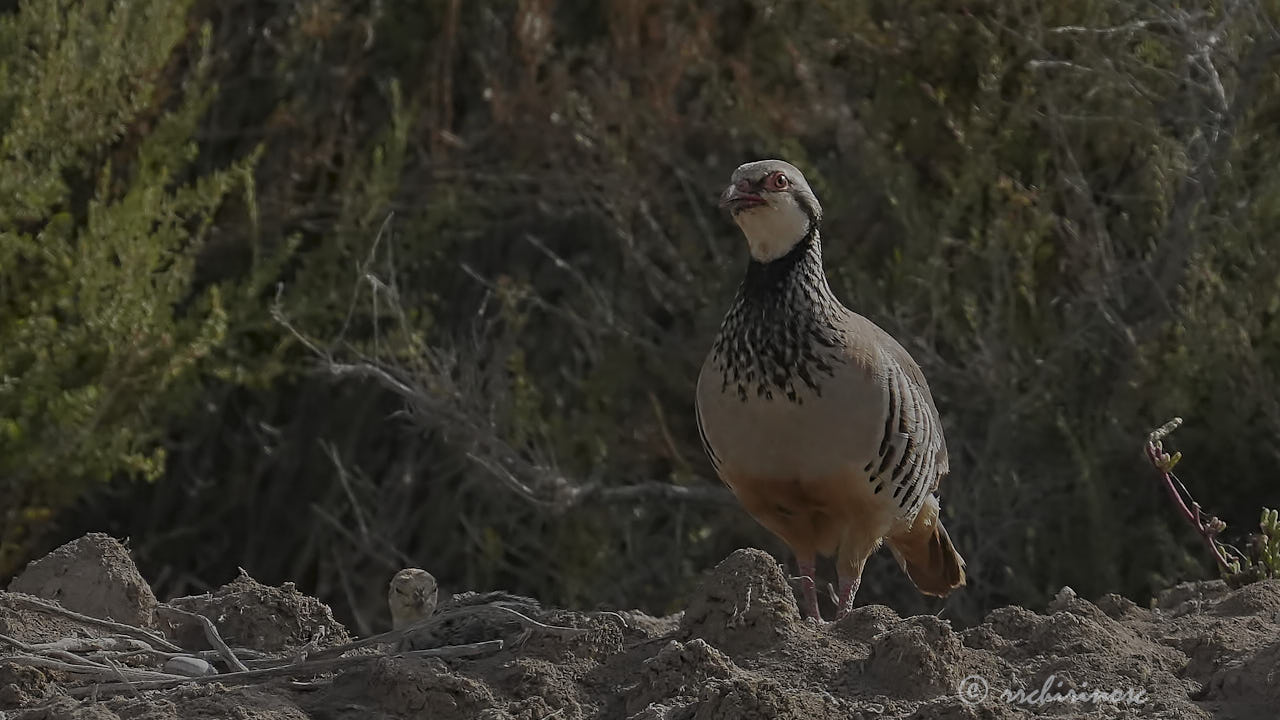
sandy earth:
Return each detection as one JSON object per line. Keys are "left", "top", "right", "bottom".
{"left": 1, "top": 534, "right": 1277, "bottom": 719}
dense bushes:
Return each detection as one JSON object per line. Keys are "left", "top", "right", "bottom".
{"left": 3, "top": 0, "right": 1279, "bottom": 630}
{"left": 0, "top": 0, "right": 266, "bottom": 572}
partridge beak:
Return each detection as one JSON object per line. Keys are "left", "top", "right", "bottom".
{"left": 720, "top": 180, "right": 765, "bottom": 213}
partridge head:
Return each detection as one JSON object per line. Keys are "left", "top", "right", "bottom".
{"left": 719, "top": 159, "right": 822, "bottom": 263}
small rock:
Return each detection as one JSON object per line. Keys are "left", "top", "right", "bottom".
{"left": 163, "top": 656, "right": 218, "bottom": 677}
{"left": 1046, "top": 586, "right": 1077, "bottom": 613}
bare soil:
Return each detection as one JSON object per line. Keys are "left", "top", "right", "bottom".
{"left": 2, "top": 534, "right": 1277, "bottom": 719}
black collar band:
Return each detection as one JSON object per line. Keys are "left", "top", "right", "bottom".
{"left": 742, "top": 225, "right": 820, "bottom": 298}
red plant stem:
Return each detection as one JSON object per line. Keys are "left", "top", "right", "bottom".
{"left": 1144, "top": 442, "right": 1232, "bottom": 575}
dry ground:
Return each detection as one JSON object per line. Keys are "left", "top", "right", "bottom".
{"left": 1, "top": 534, "right": 1276, "bottom": 719}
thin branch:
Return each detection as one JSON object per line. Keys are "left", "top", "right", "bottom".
{"left": 154, "top": 606, "right": 250, "bottom": 672}
{"left": 6, "top": 655, "right": 184, "bottom": 683}
{"left": 474, "top": 604, "right": 589, "bottom": 639}
{"left": 65, "top": 641, "right": 503, "bottom": 699}
{"left": 573, "top": 481, "right": 733, "bottom": 505}
{"left": 322, "top": 442, "right": 373, "bottom": 543}
{"left": 3, "top": 594, "right": 182, "bottom": 653}
{"left": 0, "top": 632, "right": 36, "bottom": 653}
{"left": 101, "top": 656, "right": 141, "bottom": 697}
{"left": 1047, "top": 18, "right": 1188, "bottom": 35}
{"left": 303, "top": 598, "right": 581, "bottom": 662}
{"left": 276, "top": 293, "right": 732, "bottom": 509}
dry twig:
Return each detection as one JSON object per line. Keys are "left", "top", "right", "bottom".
{"left": 270, "top": 223, "right": 734, "bottom": 514}
{"left": 2, "top": 594, "right": 181, "bottom": 652}
{"left": 304, "top": 600, "right": 585, "bottom": 662}
{"left": 7, "top": 654, "right": 183, "bottom": 683}
{"left": 66, "top": 640, "right": 503, "bottom": 698}
{"left": 155, "top": 605, "right": 250, "bottom": 672}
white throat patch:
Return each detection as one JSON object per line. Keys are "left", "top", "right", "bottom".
{"left": 734, "top": 194, "right": 811, "bottom": 263}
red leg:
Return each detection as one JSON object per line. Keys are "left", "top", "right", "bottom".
{"left": 793, "top": 554, "right": 823, "bottom": 622}
{"left": 834, "top": 532, "right": 872, "bottom": 621}
{"left": 834, "top": 575, "right": 861, "bottom": 620}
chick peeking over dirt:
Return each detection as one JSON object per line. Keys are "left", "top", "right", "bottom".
{"left": 388, "top": 568, "right": 438, "bottom": 630}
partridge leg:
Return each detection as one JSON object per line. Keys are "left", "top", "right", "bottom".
{"left": 834, "top": 576, "right": 861, "bottom": 620}
{"left": 835, "top": 536, "right": 873, "bottom": 621}
{"left": 794, "top": 553, "right": 823, "bottom": 622}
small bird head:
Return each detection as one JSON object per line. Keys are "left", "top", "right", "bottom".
{"left": 388, "top": 567, "right": 439, "bottom": 630}
{"left": 719, "top": 159, "right": 822, "bottom": 263}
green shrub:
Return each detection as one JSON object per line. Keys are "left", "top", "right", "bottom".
{"left": 0, "top": 0, "right": 260, "bottom": 573}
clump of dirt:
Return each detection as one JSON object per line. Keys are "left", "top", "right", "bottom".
{"left": 625, "top": 638, "right": 737, "bottom": 714}
{"left": 3, "top": 532, "right": 1280, "bottom": 719}
{"left": 7, "top": 533, "right": 156, "bottom": 628}
{"left": 865, "top": 616, "right": 972, "bottom": 699}
{"left": 832, "top": 602, "right": 900, "bottom": 643}
{"left": 679, "top": 548, "right": 803, "bottom": 653}
{"left": 0, "top": 662, "right": 55, "bottom": 708}
{"left": 355, "top": 657, "right": 497, "bottom": 719}
{"left": 160, "top": 570, "right": 351, "bottom": 652}
{"left": 1210, "top": 579, "right": 1280, "bottom": 617}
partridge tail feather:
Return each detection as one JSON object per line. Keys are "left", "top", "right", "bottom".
{"left": 887, "top": 500, "right": 966, "bottom": 597}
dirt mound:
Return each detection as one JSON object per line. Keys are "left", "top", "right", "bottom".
{"left": 159, "top": 571, "right": 351, "bottom": 652}
{"left": 679, "top": 548, "right": 803, "bottom": 653}
{"left": 7, "top": 534, "right": 156, "bottom": 628}
{"left": 2, "top": 533, "right": 1279, "bottom": 718}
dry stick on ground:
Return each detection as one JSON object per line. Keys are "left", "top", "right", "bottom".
{"left": 65, "top": 640, "right": 504, "bottom": 698}
{"left": 101, "top": 656, "right": 141, "bottom": 698}
{"left": 5, "top": 602, "right": 535, "bottom": 700}
{"left": 486, "top": 605, "right": 592, "bottom": 638}
{"left": 1, "top": 603, "right": 267, "bottom": 675}
{"left": 1144, "top": 418, "right": 1247, "bottom": 575}
{"left": 0, "top": 633, "right": 171, "bottom": 682}
{"left": 30, "top": 637, "right": 151, "bottom": 654}
{"left": 6, "top": 655, "right": 184, "bottom": 683}
{"left": 103, "top": 646, "right": 272, "bottom": 667}
{"left": 304, "top": 602, "right": 588, "bottom": 662}
{"left": 154, "top": 605, "right": 250, "bottom": 672}
{"left": 0, "top": 634, "right": 110, "bottom": 673}
{"left": 1, "top": 632, "right": 44, "bottom": 654}
{"left": 4, "top": 594, "right": 182, "bottom": 653}
{"left": 42, "top": 648, "right": 110, "bottom": 669}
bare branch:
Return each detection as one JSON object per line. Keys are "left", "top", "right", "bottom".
{"left": 3, "top": 594, "right": 182, "bottom": 653}
{"left": 64, "top": 641, "right": 503, "bottom": 698}
{"left": 154, "top": 606, "right": 250, "bottom": 673}
{"left": 273, "top": 242, "right": 731, "bottom": 512}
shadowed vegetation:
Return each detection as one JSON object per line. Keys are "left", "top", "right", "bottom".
{"left": 3, "top": 0, "right": 1280, "bottom": 632}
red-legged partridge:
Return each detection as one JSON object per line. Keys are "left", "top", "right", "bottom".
{"left": 696, "top": 159, "right": 966, "bottom": 622}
